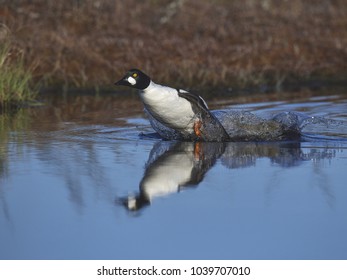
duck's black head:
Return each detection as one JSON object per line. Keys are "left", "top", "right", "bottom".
{"left": 114, "top": 69, "right": 151, "bottom": 90}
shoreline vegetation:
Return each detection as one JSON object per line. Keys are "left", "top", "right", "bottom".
{"left": 0, "top": 25, "right": 37, "bottom": 108}
{"left": 0, "top": 0, "right": 346, "bottom": 106}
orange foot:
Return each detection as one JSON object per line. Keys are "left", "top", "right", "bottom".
{"left": 194, "top": 142, "right": 202, "bottom": 160}
{"left": 193, "top": 120, "right": 202, "bottom": 138}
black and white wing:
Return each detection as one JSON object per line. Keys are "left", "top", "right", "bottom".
{"left": 176, "top": 89, "right": 209, "bottom": 113}
{"left": 177, "top": 89, "right": 230, "bottom": 141}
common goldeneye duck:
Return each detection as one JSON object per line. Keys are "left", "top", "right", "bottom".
{"left": 115, "top": 69, "right": 229, "bottom": 142}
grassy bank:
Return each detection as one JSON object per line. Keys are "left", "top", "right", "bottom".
{"left": 0, "top": 26, "right": 37, "bottom": 107}
{"left": 1, "top": 0, "right": 347, "bottom": 92}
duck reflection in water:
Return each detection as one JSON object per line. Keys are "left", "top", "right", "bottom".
{"left": 116, "top": 140, "right": 336, "bottom": 213}
{"left": 117, "top": 141, "right": 225, "bottom": 212}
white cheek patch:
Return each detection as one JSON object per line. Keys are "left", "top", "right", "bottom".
{"left": 127, "top": 76, "right": 136, "bottom": 85}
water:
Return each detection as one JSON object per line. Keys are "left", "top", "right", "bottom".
{"left": 1, "top": 90, "right": 347, "bottom": 260}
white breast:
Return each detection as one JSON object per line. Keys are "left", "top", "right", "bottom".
{"left": 139, "top": 82, "right": 195, "bottom": 132}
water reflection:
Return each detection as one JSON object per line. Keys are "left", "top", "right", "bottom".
{"left": 117, "top": 140, "right": 339, "bottom": 213}
{"left": 0, "top": 93, "right": 346, "bottom": 218}
{"left": 221, "top": 142, "right": 335, "bottom": 168}
{"left": 117, "top": 141, "right": 225, "bottom": 211}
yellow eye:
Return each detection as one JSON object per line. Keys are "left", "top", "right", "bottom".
{"left": 132, "top": 73, "right": 138, "bottom": 78}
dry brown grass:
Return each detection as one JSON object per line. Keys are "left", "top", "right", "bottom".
{"left": 1, "top": 0, "right": 347, "bottom": 92}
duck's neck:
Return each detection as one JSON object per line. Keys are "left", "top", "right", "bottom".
{"left": 142, "top": 81, "right": 169, "bottom": 95}
{"left": 139, "top": 81, "right": 176, "bottom": 106}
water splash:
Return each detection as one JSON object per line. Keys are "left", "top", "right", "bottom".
{"left": 299, "top": 115, "right": 346, "bottom": 140}
{"left": 146, "top": 107, "right": 347, "bottom": 142}
{"left": 214, "top": 110, "right": 302, "bottom": 141}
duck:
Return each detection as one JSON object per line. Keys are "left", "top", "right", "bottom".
{"left": 115, "top": 69, "right": 229, "bottom": 141}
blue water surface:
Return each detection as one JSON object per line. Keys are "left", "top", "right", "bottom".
{"left": 0, "top": 91, "right": 347, "bottom": 260}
